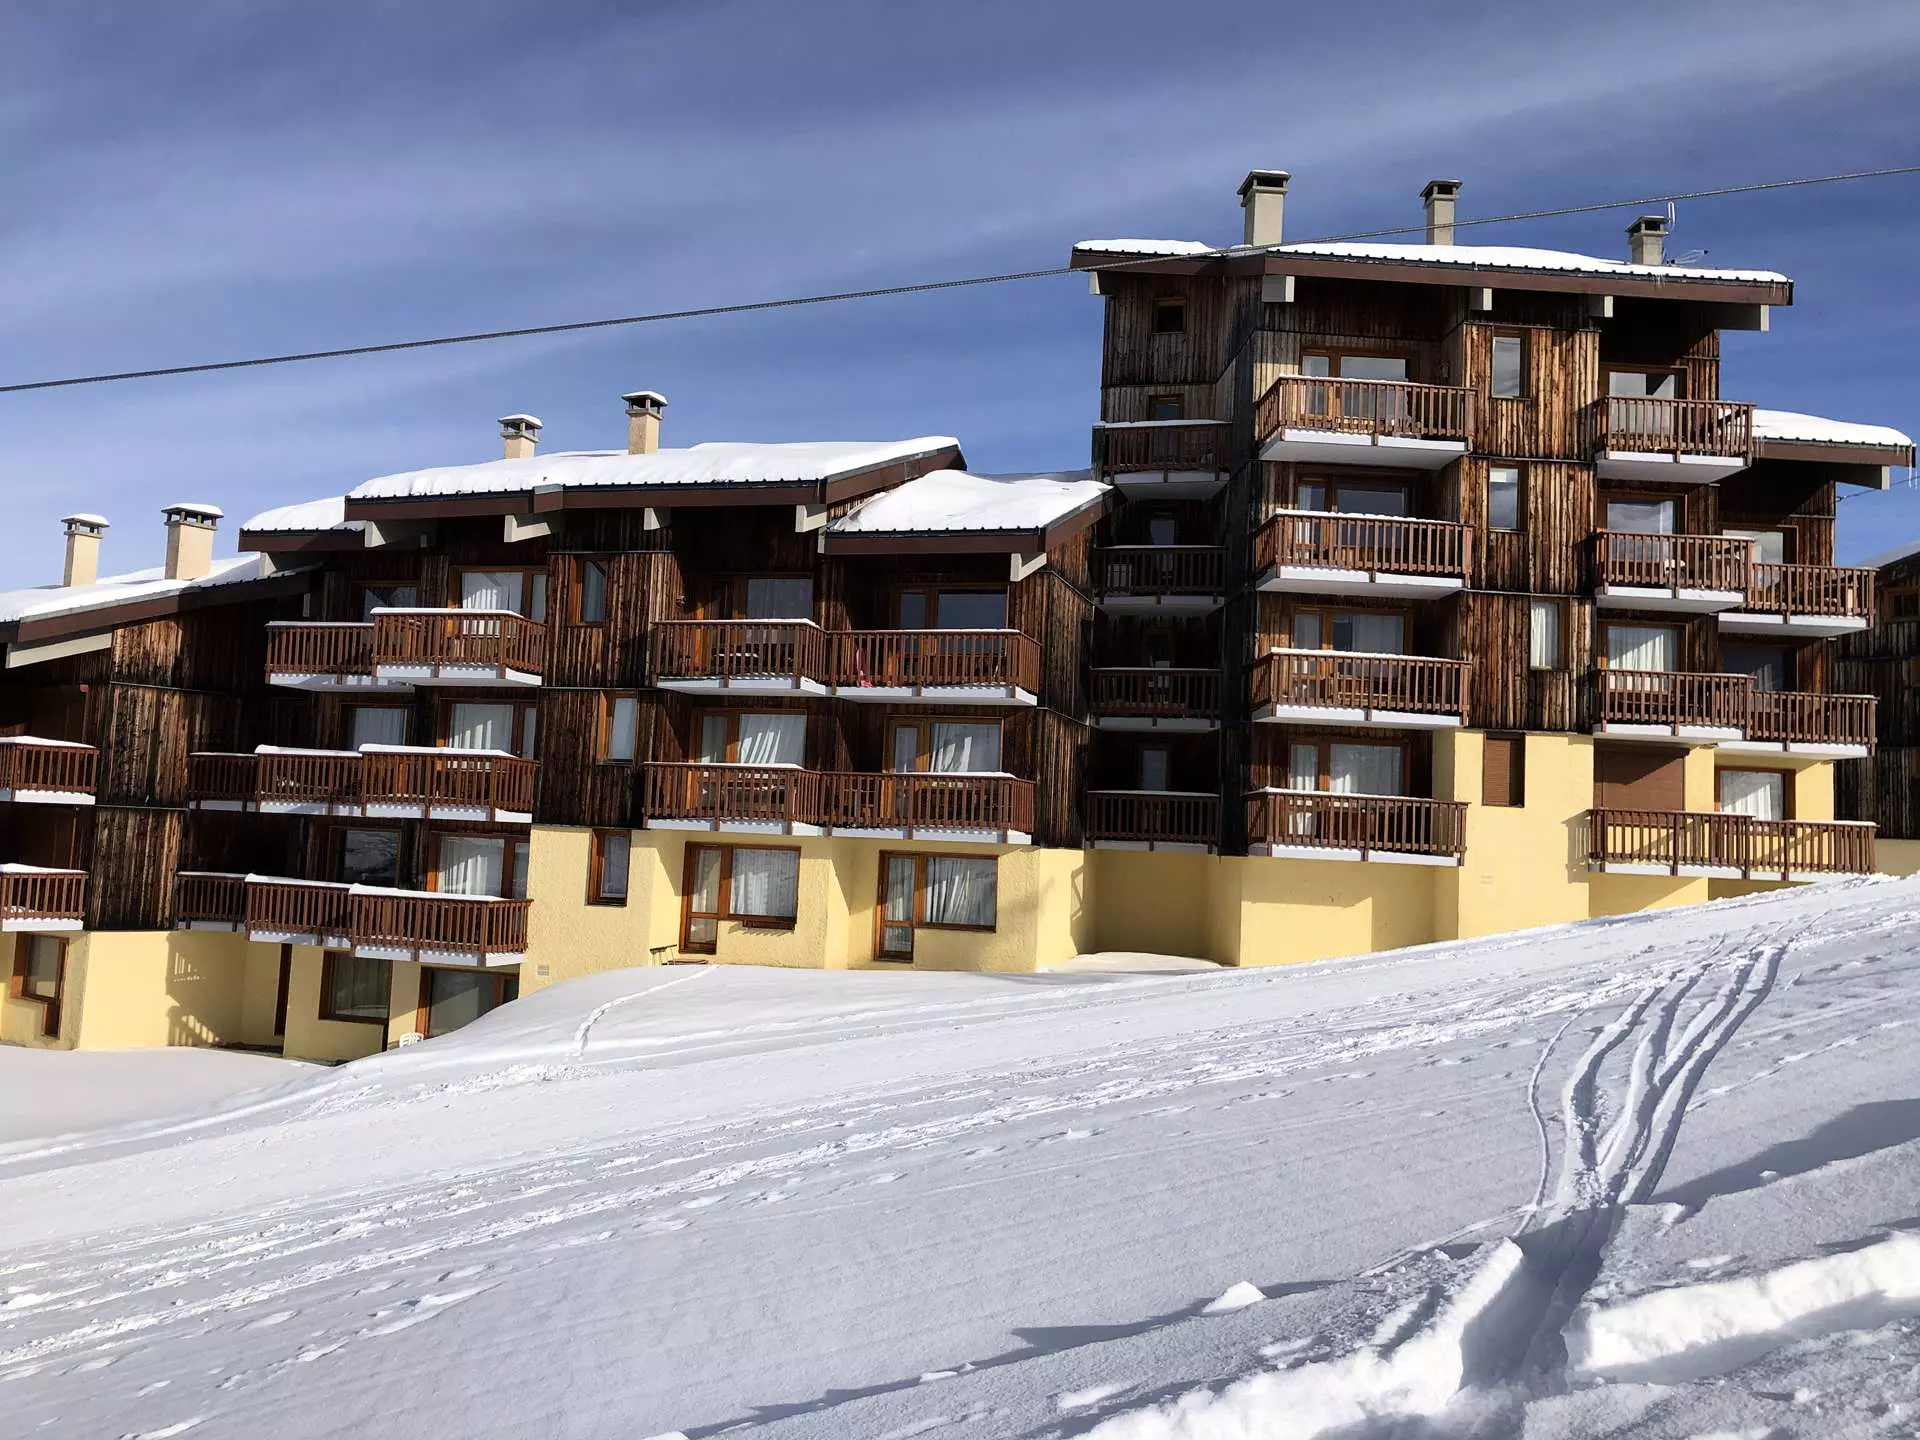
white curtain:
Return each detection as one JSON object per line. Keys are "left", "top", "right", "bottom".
{"left": 1725, "top": 528, "right": 1787, "bottom": 564}
{"left": 1330, "top": 744, "right": 1403, "bottom": 796}
{"left": 1607, "top": 625, "right": 1677, "bottom": 672}
{"left": 737, "top": 714, "right": 805, "bottom": 766}
{"left": 745, "top": 577, "right": 813, "bottom": 620}
{"left": 349, "top": 707, "right": 408, "bottom": 748}
{"left": 697, "top": 714, "right": 731, "bottom": 764}
{"left": 605, "top": 696, "right": 639, "bottom": 761}
{"left": 439, "top": 837, "right": 505, "bottom": 897}
{"left": 924, "top": 856, "right": 995, "bottom": 927}
{"left": 1289, "top": 742, "right": 1319, "bottom": 791}
{"left": 1718, "top": 771, "right": 1785, "bottom": 820}
{"left": 598, "top": 832, "right": 631, "bottom": 899}
{"left": 460, "top": 571, "right": 523, "bottom": 613}
{"left": 424, "top": 970, "right": 489, "bottom": 1035}
{"left": 448, "top": 703, "right": 513, "bottom": 751}
{"left": 930, "top": 722, "right": 1000, "bottom": 773}
{"left": 730, "top": 848, "right": 799, "bottom": 919}
{"left": 1333, "top": 612, "right": 1405, "bottom": 654}
{"left": 1530, "top": 600, "right": 1562, "bottom": 669}
{"left": 1607, "top": 498, "right": 1675, "bottom": 534}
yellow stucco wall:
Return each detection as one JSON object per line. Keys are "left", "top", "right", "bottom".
{"left": 1877, "top": 838, "right": 1920, "bottom": 877}
{"left": 1433, "top": 730, "right": 1593, "bottom": 941}
{"left": 1086, "top": 850, "right": 1213, "bottom": 958}
{"left": 278, "top": 945, "right": 392, "bottom": 1063}
{"left": 1207, "top": 853, "right": 1439, "bottom": 968}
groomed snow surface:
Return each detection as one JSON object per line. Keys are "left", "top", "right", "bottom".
{"left": 7, "top": 880, "right": 1920, "bottom": 1437}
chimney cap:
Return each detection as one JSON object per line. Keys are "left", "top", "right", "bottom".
{"left": 161, "top": 502, "right": 224, "bottom": 524}
{"left": 499, "top": 412, "right": 543, "bottom": 430}
{"left": 622, "top": 390, "right": 668, "bottom": 412}
{"left": 61, "top": 512, "right": 109, "bottom": 532}
{"left": 1238, "top": 169, "right": 1291, "bottom": 199}
{"left": 1627, "top": 214, "right": 1669, "bottom": 236}
{"left": 1421, "top": 178, "right": 1463, "bottom": 201}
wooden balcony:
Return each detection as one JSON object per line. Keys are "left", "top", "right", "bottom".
{"left": 1095, "top": 546, "right": 1225, "bottom": 611}
{"left": 1595, "top": 532, "right": 1750, "bottom": 612}
{"left": 1722, "top": 562, "right": 1876, "bottom": 638}
{"left": 1257, "top": 376, "right": 1472, "bottom": 468}
{"left": 1251, "top": 650, "right": 1469, "bottom": 729}
{"left": 1596, "top": 669, "right": 1752, "bottom": 742}
{"left": 175, "top": 871, "right": 247, "bottom": 930}
{"left": 1255, "top": 512, "right": 1468, "bottom": 598}
{"left": 0, "top": 739, "right": 97, "bottom": 805}
{"left": 245, "top": 876, "right": 353, "bottom": 948}
{"left": 1726, "top": 691, "right": 1876, "bottom": 759}
{"left": 1592, "top": 397, "right": 1754, "bottom": 482}
{"left": 1092, "top": 421, "right": 1231, "bottom": 494}
{"left": 1588, "top": 809, "right": 1873, "bottom": 881}
{"left": 1089, "top": 668, "right": 1221, "bottom": 730}
{"left": 350, "top": 888, "right": 529, "bottom": 967}
{"left": 649, "top": 620, "right": 830, "bottom": 695}
{"left": 0, "top": 865, "right": 88, "bottom": 931}
{"left": 372, "top": 609, "right": 545, "bottom": 687}
{"left": 641, "top": 763, "right": 826, "bottom": 834}
{"left": 1246, "top": 791, "right": 1466, "bottom": 866}
{"left": 833, "top": 630, "right": 1041, "bottom": 705}
{"left": 1085, "top": 791, "right": 1219, "bottom": 852}
{"left": 826, "top": 772, "right": 1036, "bottom": 843}
{"left": 188, "top": 748, "right": 536, "bottom": 823}
{"left": 266, "top": 621, "right": 409, "bottom": 692}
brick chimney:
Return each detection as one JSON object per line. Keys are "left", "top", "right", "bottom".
{"left": 1422, "top": 179, "right": 1462, "bottom": 246}
{"left": 1238, "top": 170, "right": 1289, "bottom": 248}
{"left": 161, "top": 503, "right": 222, "bottom": 582}
{"left": 623, "top": 391, "right": 667, "bottom": 455}
{"left": 1628, "top": 215, "right": 1667, "bottom": 266}
{"left": 60, "top": 513, "right": 108, "bottom": 588}
{"left": 499, "top": 413, "right": 543, "bottom": 460}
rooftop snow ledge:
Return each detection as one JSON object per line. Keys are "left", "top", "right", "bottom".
{"left": 1751, "top": 408, "right": 1914, "bottom": 449}
{"left": 829, "top": 469, "right": 1108, "bottom": 537}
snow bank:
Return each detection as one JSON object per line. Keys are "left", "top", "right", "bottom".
{"left": 0, "top": 1047, "right": 311, "bottom": 1146}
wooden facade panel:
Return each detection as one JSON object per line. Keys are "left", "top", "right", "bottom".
{"left": 1100, "top": 275, "right": 1249, "bottom": 389}
{"left": 1462, "top": 322, "right": 1599, "bottom": 461}
{"left": 1601, "top": 300, "right": 1722, "bottom": 401}
{"left": 1459, "top": 591, "right": 1594, "bottom": 731}
{"left": 1459, "top": 459, "right": 1594, "bottom": 595}
{"left": 87, "top": 805, "right": 183, "bottom": 930}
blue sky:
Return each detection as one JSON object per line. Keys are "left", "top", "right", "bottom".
{"left": 3, "top": 0, "right": 1918, "bottom": 579}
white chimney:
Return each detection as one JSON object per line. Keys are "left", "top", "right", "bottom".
{"left": 1422, "top": 179, "right": 1462, "bottom": 246}
{"left": 1238, "top": 169, "right": 1290, "bottom": 248}
{"left": 61, "top": 513, "right": 108, "bottom": 588}
{"left": 499, "top": 413, "right": 543, "bottom": 460}
{"left": 161, "top": 503, "right": 223, "bottom": 582}
{"left": 1628, "top": 215, "right": 1667, "bottom": 266}
{"left": 623, "top": 391, "right": 668, "bottom": 455}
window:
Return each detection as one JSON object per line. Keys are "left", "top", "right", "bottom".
{"left": 578, "top": 560, "right": 609, "bottom": 623}
{"left": 1146, "top": 394, "right": 1185, "bottom": 422}
{"left": 1491, "top": 334, "right": 1524, "bottom": 397}
{"left": 419, "top": 969, "right": 517, "bottom": 1038}
{"left": 1488, "top": 466, "right": 1522, "bottom": 531}
{"left": 339, "top": 827, "right": 400, "bottom": 886}
{"left": 890, "top": 718, "right": 1003, "bottom": 773}
{"left": 1139, "top": 746, "right": 1171, "bottom": 792}
{"left": 320, "top": 951, "right": 390, "bottom": 1024}
{"left": 360, "top": 583, "right": 418, "bottom": 619}
{"left": 1302, "top": 352, "right": 1410, "bottom": 380}
{"left": 1605, "top": 496, "right": 1676, "bottom": 534}
{"left": 1605, "top": 623, "right": 1678, "bottom": 672}
{"left": 1147, "top": 512, "right": 1179, "bottom": 547}
{"left": 1482, "top": 734, "right": 1526, "bottom": 808}
{"left": 1529, "top": 600, "right": 1564, "bottom": 671}
{"left": 1290, "top": 607, "right": 1407, "bottom": 655}
{"left": 694, "top": 710, "right": 806, "bottom": 765}
{"left": 742, "top": 576, "right": 814, "bottom": 620}
{"left": 1724, "top": 645, "right": 1790, "bottom": 693}
{"left": 1717, "top": 769, "right": 1788, "bottom": 821}
{"left": 12, "top": 935, "right": 66, "bottom": 1037}
{"left": 590, "top": 829, "right": 631, "bottom": 905}
{"left": 446, "top": 701, "right": 537, "bottom": 757}
{"left": 1152, "top": 297, "right": 1187, "bottom": 335}
{"left": 877, "top": 852, "right": 998, "bottom": 960}
{"left": 1723, "top": 528, "right": 1789, "bottom": 565}
{"left": 435, "top": 835, "right": 530, "bottom": 899}
{"left": 348, "top": 706, "right": 408, "bottom": 749}
{"left": 1294, "top": 480, "right": 1408, "bottom": 516}
{"left": 1288, "top": 740, "right": 1406, "bottom": 796}
{"left": 602, "top": 693, "right": 639, "bottom": 762}
{"left": 459, "top": 569, "right": 546, "bottom": 621}
{"left": 680, "top": 844, "right": 802, "bottom": 951}
{"left": 896, "top": 589, "right": 1009, "bottom": 630}
{"left": 1607, "top": 369, "right": 1681, "bottom": 399}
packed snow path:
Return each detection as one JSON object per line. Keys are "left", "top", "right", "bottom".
{"left": 5, "top": 882, "right": 1920, "bottom": 1437}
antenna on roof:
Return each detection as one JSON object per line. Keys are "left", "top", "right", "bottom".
{"left": 1672, "top": 248, "right": 1711, "bottom": 265}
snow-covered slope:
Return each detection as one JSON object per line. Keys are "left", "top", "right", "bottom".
{"left": 5, "top": 881, "right": 1920, "bottom": 1437}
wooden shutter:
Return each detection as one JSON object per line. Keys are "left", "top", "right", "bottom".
{"left": 1482, "top": 734, "right": 1525, "bottom": 807}
{"left": 1594, "top": 745, "right": 1685, "bottom": 810}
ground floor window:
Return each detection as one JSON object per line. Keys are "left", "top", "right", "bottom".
{"left": 11, "top": 934, "right": 66, "bottom": 1037}
{"left": 877, "top": 853, "right": 998, "bottom": 962}
{"left": 590, "top": 829, "right": 631, "bottom": 904}
{"left": 419, "top": 968, "right": 518, "bottom": 1038}
{"left": 320, "top": 951, "right": 391, "bottom": 1023}
{"left": 681, "top": 844, "right": 802, "bottom": 953}
{"left": 1717, "top": 768, "right": 1789, "bottom": 820}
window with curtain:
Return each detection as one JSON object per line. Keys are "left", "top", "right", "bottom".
{"left": 321, "top": 952, "right": 390, "bottom": 1023}
{"left": 1330, "top": 611, "right": 1405, "bottom": 654}
{"left": 348, "top": 707, "right": 408, "bottom": 749}
{"left": 1606, "top": 498, "right": 1676, "bottom": 533}
{"left": 448, "top": 702, "right": 514, "bottom": 752}
{"left": 1723, "top": 528, "right": 1788, "bottom": 564}
{"left": 590, "top": 830, "right": 631, "bottom": 904}
{"left": 460, "top": 571, "right": 523, "bottom": 613}
{"left": 682, "top": 845, "right": 723, "bottom": 953}
{"left": 1488, "top": 467, "right": 1521, "bottom": 530}
{"left": 360, "top": 584, "right": 417, "bottom": 619}
{"left": 339, "top": 829, "right": 399, "bottom": 886}
{"left": 438, "top": 836, "right": 505, "bottom": 897}
{"left": 422, "top": 970, "right": 515, "bottom": 1038}
{"left": 928, "top": 722, "right": 1001, "bottom": 773}
{"left": 1329, "top": 743, "right": 1404, "bottom": 796}
{"left": 876, "top": 853, "right": 998, "bottom": 957}
{"left": 879, "top": 855, "right": 917, "bottom": 959}
{"left": 1609, "top": 370, "right": 1680, "bottom": 399}
{"left": 744, "top": 577, "right": 814, "bottom": 620}
{"left": 1718, "top": 769, "right": 1786, "bottom": 821}
{"left": 1529, "top": 600, "right": 1563, "bottom": 671}
{"left": 696, "top": 713, "right": 730, "bottom": 764}
{"left": 1491, "top": 335, "right": 1524, "bottom": 397}
{"left": 1606, "top": 624, "right": 1677, "bottom": 672}
{"left": 735, "top": 714, "right": 806, "bottom": 766}
{"left": 1288, "top": 742, "right": 1319, "bottom": 791}
{"left": 924, "top": 855, "right": 996, "bottom": 927}
{"left": 602, "top": 695, "right": 639, "bottom": 761}
{"left": 728, "top": 848, "right": 800, "bottom": 922}
{"left": 578, "top": 561, "right": 609, "bottom": 623}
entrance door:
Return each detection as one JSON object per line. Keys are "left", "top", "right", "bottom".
{"left": 879, "top": 854, "right": 916, "bottom": 960}
{"left": 682, "top": 845, "right": 723, "bottom": 953}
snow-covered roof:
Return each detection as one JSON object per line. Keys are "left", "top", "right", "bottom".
{"left": 0, "top": 555, "right": 269, "bottom": 628}
{"left": 1752, "top": 409, "right": 1914, "bottom": 451}
{"left": 240, "top": 496, "right": 364, "bottom": 535}
{"left": 349, "top": 439, "right": 960, "bottom": 503}
{"left": 829, "top": 469, "right": 1109, "bottom": 537}
{"left": 1072, "top": 237, "right": 1789, "bottom": 285}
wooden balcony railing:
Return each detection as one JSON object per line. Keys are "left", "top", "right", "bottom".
{"left": 0, "top": 739, "right": 97, "bottom": 799}
{"left": 833, "top": 630, "right": 1042, "bottom": 694}
{"left": 1085, "top": 791, "right": 1219, "bottom": 847}
{"left": 1089, "top": 668, "right": 1221, "bottom": 721}
{"left": 360, "top": 748, "right": 537, "bottom": 816}
{"left": 1598, "top": 669, "right": 1752, "bottom": 732}
{"left": 649, "top": 621, "right": 829, "bottom": 686}
{"left": 1588, "top": 809, "right": 1874, "bottom": 878}
{"left": 1093, "top": 421, "right": 1231, "bottom": 475}
{"left": 1743, "top": 563, "right": 1876, "bottom": 623}
{"left": 1246, "top": 791, "right": 1467, "bottom": 860}
{"left": 245, "top": 877, "right": 352, "bottom": 940}
{"left": 258, "top": 749, "right": 361, "bottom": 808}
{"left": 1256, "top": 511, "right": 1468, "bottom": 578}
{"left": 266, "top": 621, "right": 374, "bottom": 679}
{"left": 1593, "top": 397, "right": 1754, "bottom": 458}
{"left": 1256, "top": 376, "right": 1473, "bottom": 445}
{"left": 1096, "top": 546, "right": 1225, "bottom": 598}
{"left": 0, "top": 866, "right": 88, "bottom": 925}
{"left": 827, "top": 773, "right": 1036, "bottom": 836}
{"left": 174, "top": 871, "right": 248, "bottom": 926}
{"left": 1745, "top": 691, "right": 1877, "bottom": 750}
{"left": 186, "top": 752, "right": 260, "bottom": 804}
{"left": 1252, "top": 650, "right": 1469, "bottom": 720}
{"left": 372, "top": 609, "right": 546, "bottom": 679}
{"left": 642, "top": 763, "right": 826, "bottom": 827}
{"left": 350, "top": 889, "right": 531, "bottom": 961}
{"left": 1597, "top": 532, "right": 1751, "bottom": 592}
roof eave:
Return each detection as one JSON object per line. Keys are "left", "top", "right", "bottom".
{"left": 0, "top": 569, "right": 312, "bottom": 647}
{"left": 820, "top": 491, "right": 1113, "bottom": 557}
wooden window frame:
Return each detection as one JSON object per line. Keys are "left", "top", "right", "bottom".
{"left": 336, "top": 824, "right": 404, "bottom": 887}
{"left": 726, "top": 575, "right": 818, "bottom": 622}
{"left": 1286, "top": 603, "right": 1413, "bottom": 653}
{"left": 1151, "top": 297, "right": 1187, "bottom": 336}
{"left": 875, "top": 851, "right": 999, "bottom": 961}
{"left": 1301, "top": 347, "right": 1416, "bottom": 378}
{"left": 427, "top": 831, "right": 531, "bottom": 901}
{"left": 1714, "top": 767, "right": 1795, "bottom": 819}
{"left": 1598, "top": 488, "right": 1683, "bottom": 532}
{"left": 599, "top": 691, "right": 641, "bottom": 764}
{"left": 1885, "top": 586, "right": 1920, "bottom": 621}
{"left": 575, "top": 558, "right": 611, "bottom": 624}
{"left": 1528, "top": 598, "right": 1565, "bottom": 673}
{"left": 1292, "top": 473, "right": 1412, "bottom": 514}
{"left": 680, "top": 843, "right": 802, "bottom": 950}
{"left": 1482, "top": 733, "right": 1526, "bottom": 808}
{"left": 1602, "top": 363, "right": 1688, "bottom": 400}
{"left": 589, "top": 828, "right": 631, "bottom": 906}
{"left": 1281, "top": 735, "right": 1412, "bottom": 794}
{"left": 1145, "top": 392, "right": 1186, "bottom": 422}
{"left": 1489, "top": 331, "right": 1527, "bottom": 399}
{"left": 455, "top": 565, "right": 549, "bottom": 620}
{"left": 345, "top": 703, "right": 411, "bottom": 749}
{"left": 1487, "top": 464, "right": 1524, "bottom": 532}
{"left": 413, "top": 967, "right": 518, "bottom": 1040}
{"left": 358, "top": 581, "right": 420, "bottom": 619}
{"left": 1598, "top": 619, "right": 1682, "bottom": 671}
{"left": 435, "top": 697, "right": 538, "bottom": 756}
{"left": 11, "top": 934, "right": 67, "bottom": 1038}
{"left": 690, "top": 707, "right": 809, "bottom": 765}
{"left": 318, "top": 950, "right": 390, "bottom": 1025}
{"left": 887, "top": 715, "right": 1007, "bottom": 773}
{"left": 893, "top": 586, "right": 1011, "bottom": 630}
